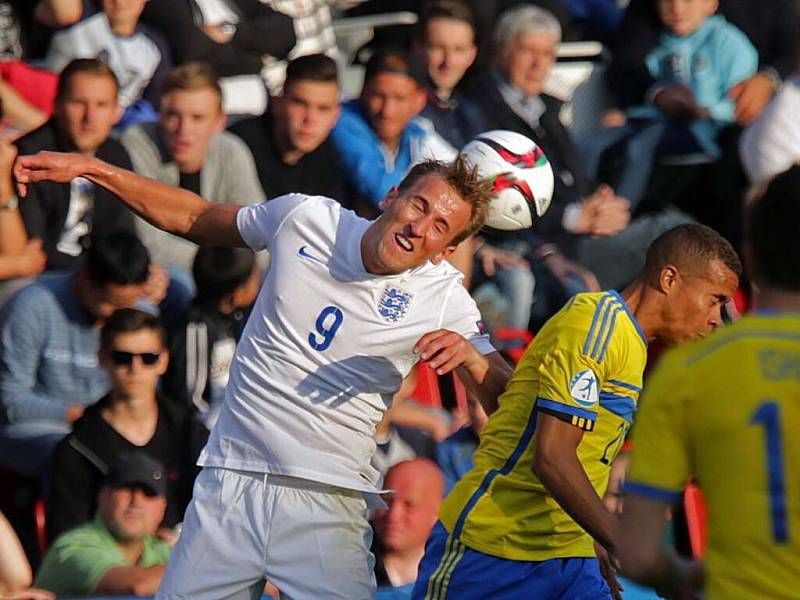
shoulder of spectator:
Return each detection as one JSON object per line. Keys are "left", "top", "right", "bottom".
{"left": 14, "top": 120, "right": 58, "bottom": 154}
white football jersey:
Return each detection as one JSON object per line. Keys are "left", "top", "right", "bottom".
{"left": 198, "top": 194, "right": 494, "bottom": 491}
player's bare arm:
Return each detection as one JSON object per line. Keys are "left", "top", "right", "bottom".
{"left": 617, "top": 495, "right": 704, "bottom": 599}
{"left": 413, "top": 329, "right": 512, "bottom": 416}
{"left": 14, "top": 151, "right": 246, "bottom": 247}
{"left": 533, "top": 414, "right": 618, "bottom": 549}
{"left": 532, "top": 414, "right": 624, "bottom": 599}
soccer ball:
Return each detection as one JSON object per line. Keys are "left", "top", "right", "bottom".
{"left": 461, "top": 130, "right": 554, "bottom": 231}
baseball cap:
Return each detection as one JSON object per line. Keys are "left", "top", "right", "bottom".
{"left": 104, "top": 453, "right": 167, "bottom": 497}
{"left": 364, "top": 48, "right": 427, "bottom": 88}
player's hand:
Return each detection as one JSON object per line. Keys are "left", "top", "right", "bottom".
{"left": 603, "top": 452, "right": 630, "bottom": 514}
{"left": 14, "top": 151, "right": 93, "bottom": 197}
{"left": 729, "top": 72, "right": 775, "bottom": 125}
{"left": 476, "top": 243, "right": 529, "bottom": 277}
{"left": 414, "top": 329, "right": 484, "bottom": 377}
{"left": 595, "top": 542, "right": 624, "bottom": 600}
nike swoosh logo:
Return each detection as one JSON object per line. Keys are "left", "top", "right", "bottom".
{"left": 298, "top": 245, "right": 326, "bottom": 265}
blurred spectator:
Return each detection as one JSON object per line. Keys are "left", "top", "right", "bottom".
{"left": 121, "top": 62, "right": 263, "bottom": 307}
{"left": 0, "top": 510, "right": 54, "bottom": 600}
{"left": 435, "top": 393, "right": 486, "bottom": 493}
{"left": 229, "top": 53, "right": 348, "bottom": 203}
{"left": 163, "top": 247, "right": 259, "bottom": 430}
{"left": 373, "top": 458, "right": 445, "bottom": 599}
{"left": 260, "top": 0, "right": 367, "bottom": 96}
{"left": 47, "top": 308, "right": 208, "bottom": 541}
{"left": 0, "top": 1, "right": 82, "bottom": 61}
{"left": 739, "top": 74, "right": 800, "bottom": 187}
{"left": 610, "top": 0, "right": 800, "bottom": 125}
{"left": 331, "top": 47, "right": 456, "bottom": 217}
{"left": 470, "top": 5, "right": 689, "bottom": 300}
{"left": 412, "top": 0, "right": 486, "bottom": 151}
{"left": 35, "top": 453, "right": 171, "bottom": 597}
{"left": 0, "top": 232, "right": 151, "bottom": 476}
{"left": 0, "top": 139, "right": 46, "bottom": 284}
{"left": 581, "top": 0, "right": 758, "bottom": 211}
{"left": 14, "top": 58, "right": 136, "bottom": 272}
{"left": 140, "top": 0, "right": 296, "bottom": 115}
{"left": 42, "top": 0, "right": 171, "bottom": 124}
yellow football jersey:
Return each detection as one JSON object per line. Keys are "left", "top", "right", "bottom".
{"left": 627, "top": 313, "right": 800, "bottom": 600}
{"left": 440, "top": 291, "right": 648, "bottom": 560}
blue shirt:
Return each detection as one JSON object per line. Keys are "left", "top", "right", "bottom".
{"left": 0, "top": 274, "right": 109, "bottom": 423}
{"left": 330, "top": 100, "right": 429, "bottom": 207}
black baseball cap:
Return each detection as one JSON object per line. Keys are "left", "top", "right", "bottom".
{"left": 104, "top": 453, "right": 167, "bottom": 497}
{"left": 364, "top": 47, "right": 427, "bottom": 88}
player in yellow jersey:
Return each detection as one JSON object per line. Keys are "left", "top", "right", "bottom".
{"left": 618, "top": 167, "right": 800, "bottom": 600}
{"left": 412, "top": 224, "right": 741, "bottom": 600}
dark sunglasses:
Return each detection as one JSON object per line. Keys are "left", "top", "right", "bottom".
{"left": 109, "top": 350, "right": 161, "bottom": 366}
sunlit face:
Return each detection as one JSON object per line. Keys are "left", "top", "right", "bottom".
{"left": 78, "top": 274, "right": 147, "bottom": 325}
{"left": 422, "top": 17, "right": 477, "bottom": 96}
{"left": 273, "top": 79, "right": 340, "bottom": 155}
{"left": 102, "top": 0, "right": 148, "bottom": 32}
{"left": 362, "top": 175, "right": 472, "bottom": 275}
{"left": 55, "top": 73, "right": 121, "bottom": 154}
{"left": 160, "top": 87, "right": 225, "bottom": 172}
{"left": 372, "top": 463, "right": 442, "bottom": 554}
{"left": 99, "top": 485, "right": 166, "bottom": 543}
{"left": 501, "top": 32, "right": 557, "bottom": 96}
{"left": 660, "top": 258, "right": 739, "bottom": 343}
{"left": 361, "top": 72, "right": 426, "bottom": 148}
{"left": 100, "top": 329, "right": 168, "bottom": 397}
{"left": 657, "top": 0, "right": 718, "bottom": 36}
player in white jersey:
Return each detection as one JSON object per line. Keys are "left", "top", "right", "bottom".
{"left": 14, "top": 152, "right": 513, "bottom": 599}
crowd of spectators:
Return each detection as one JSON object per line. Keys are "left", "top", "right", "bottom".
{"left": 0, "top": 0, "right": 798, "bottom": 597}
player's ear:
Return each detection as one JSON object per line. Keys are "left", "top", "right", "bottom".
{"left": 659, "top": 264, "right": 680, "bottom": 294}
{"left": 379, "top": 187, "right": 399, "bottom": 211}
{"left": 429, "top": 244, "right": 459, "bottom": 265}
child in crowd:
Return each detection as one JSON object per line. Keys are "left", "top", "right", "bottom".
{"left": 163, "top": 247, "right": 259, "bottom": 430}
{"left": 582, "top": 0, "right": 757, "bottom": 210}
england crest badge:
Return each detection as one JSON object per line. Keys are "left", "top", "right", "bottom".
{"left": 377, "top": 285, "right": 414, "bottom": 323}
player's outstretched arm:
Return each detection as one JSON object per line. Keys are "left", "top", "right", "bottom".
{"left": 414, "top": 329, "right": 512, "bottom": 415}
{"left": 617, "top": 495, "right": 704, "bottom": 598}
{"left": 14, "top": 151, "right": 246, "bottom": 247}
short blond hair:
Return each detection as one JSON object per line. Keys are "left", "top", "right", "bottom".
{"left": 161, "top": 62, "right": 223, "bottom": 111}
{"left": 397, "top": 156, "right": 494, "bottom": 245}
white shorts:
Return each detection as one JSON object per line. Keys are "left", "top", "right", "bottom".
{"left": 156, "top": 467, "right": 376, "bottom": 600}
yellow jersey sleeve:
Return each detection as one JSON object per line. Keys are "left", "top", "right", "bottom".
{"left": 625, "top": 350, "right": 690, "bottom": 503}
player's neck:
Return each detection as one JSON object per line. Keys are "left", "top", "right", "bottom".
{"left": 753, "top": 286, "right": 800, "bottom": 314}
{"left": 619, "top": 280, "right": 655, "bottom": 340}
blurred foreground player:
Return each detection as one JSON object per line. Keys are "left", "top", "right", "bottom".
{"left": 618, "top": 167, "right": 800, "bottom": 598}
{"left": 414, "top": 224, "right": 741, "bottom": 600}
{"left": 14, "top": 151, "right": 513, "bottom": 599}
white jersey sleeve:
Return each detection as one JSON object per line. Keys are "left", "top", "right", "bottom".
{"left": 439, "top": 278, "right": 495, "bottom": 356}
{"left": 235, "top": 193, "right": 309, "bottom": 251}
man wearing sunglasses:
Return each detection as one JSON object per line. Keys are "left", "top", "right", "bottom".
{"left": 0, "top": 231, "right": 152, "bottom": 477}
{"left": 46, "top": 308, "right": 207, "bottom": 542}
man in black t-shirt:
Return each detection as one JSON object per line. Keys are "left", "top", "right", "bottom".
{"left": 14, "top": 58, "right": 136, "bottom": 272}
{"left": 46, "top": 308, "right": 208, "bottom": 542}
{"left": 229, "top": 53, "right": 350, "bottom": 206}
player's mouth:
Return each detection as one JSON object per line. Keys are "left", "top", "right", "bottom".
{"left": 394, "top": 233, "right": 413, "bottom": 253}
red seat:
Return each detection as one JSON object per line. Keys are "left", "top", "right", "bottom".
{"left": 683, "top": 482, "right": 708, "bottom": 559}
